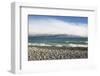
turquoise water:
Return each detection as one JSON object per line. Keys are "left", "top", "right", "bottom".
{"left": 28, "top": 35, "right": 88, "bottom": 46}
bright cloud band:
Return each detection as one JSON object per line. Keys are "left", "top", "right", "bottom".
{"left": 29, "top": 18, "right": 88, "bottom": 37}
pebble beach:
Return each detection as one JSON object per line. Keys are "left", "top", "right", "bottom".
{"left": 28, "top": 45, "right": 88, "bottom": 61}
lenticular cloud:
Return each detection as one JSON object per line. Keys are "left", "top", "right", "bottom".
{"left": 29, "top": 18, "right": 88, "bottom": 37}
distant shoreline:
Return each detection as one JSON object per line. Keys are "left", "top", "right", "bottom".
{"left": 28, "top": 45, "right": 88, "bottom": 61}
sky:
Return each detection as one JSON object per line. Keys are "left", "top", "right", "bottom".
{"left": 28, "top": 15, "right": 88, "bottom": 37}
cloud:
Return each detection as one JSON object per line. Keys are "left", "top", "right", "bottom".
{"left": 29, "top": 18, "right": 88, "bottom": 37}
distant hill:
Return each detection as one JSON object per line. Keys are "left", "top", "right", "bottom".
{"left": 29, "top": 34, "right": 87, "bottom": 38}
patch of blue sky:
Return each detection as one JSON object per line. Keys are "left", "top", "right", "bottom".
{"left": 28, "top": 15, "right": 88, "bottom": 25}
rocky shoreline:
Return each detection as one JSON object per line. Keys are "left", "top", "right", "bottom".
{"left": 28, "top": 45, "right": 88, "bottom": 61}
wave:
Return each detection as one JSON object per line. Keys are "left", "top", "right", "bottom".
{"left": 28, "top": 43, "right": 88, "bottom": 47}
{"left": 28, "top": 43, "right": 51, "bottom": 46}
{"left": 65, "top": 41, "right": 88, "bottom": 43}
{"left": 68, "top": 44, "right": 88, "bottom": 47}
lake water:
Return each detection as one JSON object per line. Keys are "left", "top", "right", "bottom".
{"left": 28, "top": 35, "right": 88, "bottom": 47}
